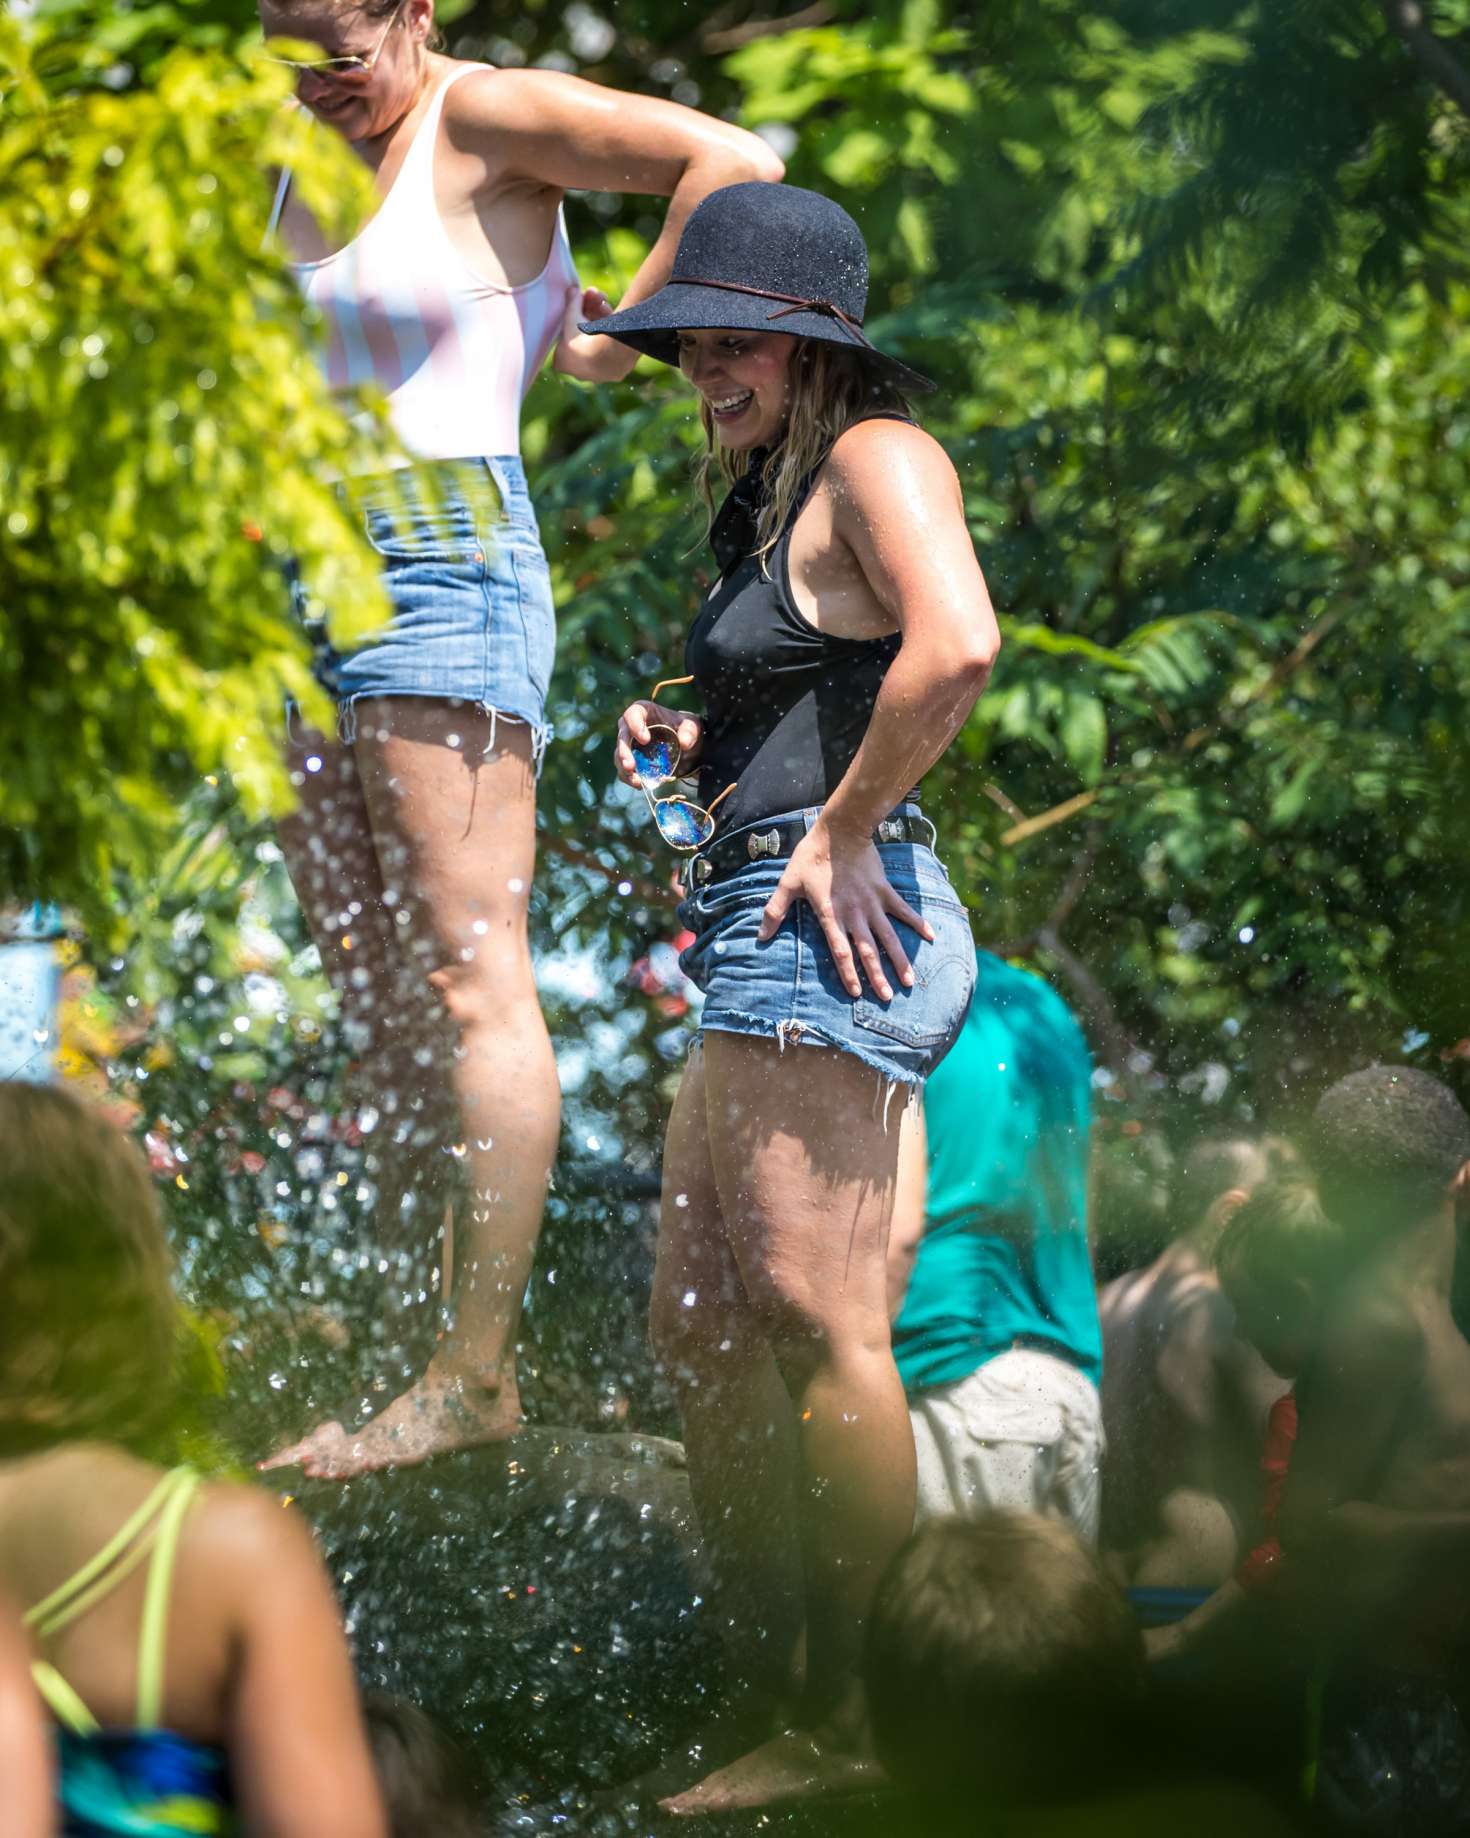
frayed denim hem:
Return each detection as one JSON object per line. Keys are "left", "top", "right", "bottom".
{"left": 286, "top": 693, "right": 553, "bottom": 778}
{"left": 692, "top": 1007, "right": 924, "bottom": 1126}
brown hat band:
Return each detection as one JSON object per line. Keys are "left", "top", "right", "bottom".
{"left": 673, "top": 276, "right": 874, "bottom": 349}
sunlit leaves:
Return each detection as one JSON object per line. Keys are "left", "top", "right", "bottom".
{"left": 0, "top": 19, "right": 395, "bottom": 930}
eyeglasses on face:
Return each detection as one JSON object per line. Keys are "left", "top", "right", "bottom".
{"left": 265, "top": 0, "right": 406, "bottom": 78}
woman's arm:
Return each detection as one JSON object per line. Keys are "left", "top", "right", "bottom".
{"left": 213, "top": 1490, "right": 387, "bottom": 1838}
{"left": 450, "top": 70, "right": 784, "bottom": 382}
{"left": 0, "top": 1598, "right": 54, "bottom": 1838}
{"left": 758, "top": 421, "right": 1000, "bottom": 999}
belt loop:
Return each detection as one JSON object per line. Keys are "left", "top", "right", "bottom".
{"left": 483, "top": 456, "right": 508, "bottom": 520}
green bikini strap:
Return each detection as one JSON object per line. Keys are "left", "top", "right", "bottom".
{"left": 31, "top": 1658, "right": 102, "bottom": 1738}
{"left": 135, "top": 1468, "right": 202, "bottom": 1730}
{"left": 23, "top": 1470, "right": 180, "bottom": 1637}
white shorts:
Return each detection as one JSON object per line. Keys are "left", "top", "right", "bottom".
{"left": 909, "top": 1347, "right": 1105, "bottom": 1544}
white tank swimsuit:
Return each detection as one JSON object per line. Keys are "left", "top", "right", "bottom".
{"left": 269, "top": 64, "right": 578, "bottom": 461}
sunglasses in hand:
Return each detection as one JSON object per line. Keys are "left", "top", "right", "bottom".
{"left": 629, "top": 677, "right": 735, "bottom": 852}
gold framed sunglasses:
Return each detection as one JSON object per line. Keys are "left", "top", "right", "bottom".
{"left": 265, "top": 0, "right": 406, "bottom": 78}
{"left": 630, "top": 677, "right": 735, "bottom": 852}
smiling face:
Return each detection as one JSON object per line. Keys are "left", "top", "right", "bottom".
{"left": 677, "top": 329, "right": 797, "bottom": 451}
{"left": 258, "top": 0, "right": 429, "bottom": 140}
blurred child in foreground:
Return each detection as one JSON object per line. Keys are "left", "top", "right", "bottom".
{"left": 361, "top": 1693, "right": 481, "bottom": 1838}
{"left": 0, "top": 1082, "right": 386, "bottom": 1837}
{"left": 864, "top": 1510, "right": 1300, "bottom": 1835}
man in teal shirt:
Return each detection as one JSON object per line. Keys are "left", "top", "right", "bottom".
{"left": 889, "top": 950, "right": 1104, "bottom": 1538}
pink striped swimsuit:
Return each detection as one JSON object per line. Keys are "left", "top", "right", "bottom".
{"left": 270, "top": 65, "right": 578, "bottom": 460}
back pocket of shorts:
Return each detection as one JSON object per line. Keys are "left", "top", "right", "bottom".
{"left": 852, "top": 920, "right": 975, "bottom": 1051}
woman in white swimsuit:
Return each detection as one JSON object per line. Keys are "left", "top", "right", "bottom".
{"left": 258, "top": 0, "right": 782, "bottom": 1481}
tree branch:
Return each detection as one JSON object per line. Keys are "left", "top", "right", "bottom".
{"left": 999, "top": 789, "right": 1098, "bottom": 847}
{"left": 1380, "top": 0, "right": 1470, "bottom": 115}
{"left": 701, "top": 1, "right": 835, "bottom": 53}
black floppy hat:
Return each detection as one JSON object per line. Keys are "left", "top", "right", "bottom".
{"left": 582, "top": 181, "right": 935, "bottom": 395}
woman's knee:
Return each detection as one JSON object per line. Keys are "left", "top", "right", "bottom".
{"left": 422, "top": 934, "right": 537, "bottom": 1032}
{"left": 750, "top": 1277, "right": 890, "bottom": 1386}
{"left": 650, "top": 1268, "right": 753, "bottom": 1391}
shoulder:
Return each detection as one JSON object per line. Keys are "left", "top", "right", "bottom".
{"left": 1163, "top": 1269, "right": 1234, "bottom": 1344}
{"left": 1321, "top": 1279, "right": 1426, "bottom": 1381}
{"left": 186, "top": 1478, "right": 329, "bottom": 1586}
{"left": 821, "top": 418, "right": 961, "bottom": 545}
{"left": 443, "top": 62, "right": 612, "bottom": 135}
{"left": 825, "top": 417, "right": 954, "bottom": 492}
{"left": 986, "top": 955, "right": 1088, "bottom": 1051}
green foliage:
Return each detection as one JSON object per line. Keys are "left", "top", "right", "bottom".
{"left": 0, "top": 21, "right": 394, "bottom": 930}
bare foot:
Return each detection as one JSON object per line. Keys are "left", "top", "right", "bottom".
{"left": 258, "top": 1371, "right": 523, "bottom": 1479}
{"left": 658, "top": 1729, "right": 886, "bottom": 1815}
{"left": 610, "top": 1698, "right": 787, "bottom": 1806}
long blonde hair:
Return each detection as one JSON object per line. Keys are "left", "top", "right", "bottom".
{"left": 695, "top": 342, "right": 913, "bottom": 572}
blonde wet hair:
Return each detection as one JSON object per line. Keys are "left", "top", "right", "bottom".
{"left": 695, "top": 342, "right": 913, "bottom": 573}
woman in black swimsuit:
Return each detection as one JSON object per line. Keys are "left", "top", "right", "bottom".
{"left": 590, "top": 183, "right": 1000, "bottom": 1811}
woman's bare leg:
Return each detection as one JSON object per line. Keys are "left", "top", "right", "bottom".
{"left": 662, "top": 1033, "right": 916, "bottom": 1814}
{"left": 649, "top": 1046, "right": 805, "bottom": 1778}
{"left": 269, "top": 722, "right": 457, "bottom": 1365}
{"left": 265, "top": 698, "right": 559, "bottom": 1478}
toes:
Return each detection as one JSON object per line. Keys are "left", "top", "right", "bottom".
{"left": 258, "top": 1422, "right": 348, "bottom": 1475}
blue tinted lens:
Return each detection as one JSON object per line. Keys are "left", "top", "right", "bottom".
{"left": 632, "top": 735, "right": 680, "bottom": 788}
{"left": 655, "top": 800, "right": 712, "bottom": 849}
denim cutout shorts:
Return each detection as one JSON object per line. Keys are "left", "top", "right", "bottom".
{"left": 292, "top": 455, "right": 556, "bottom": 759}
{"left": 676, "top": 805, "right": 977, "bottom": 1090}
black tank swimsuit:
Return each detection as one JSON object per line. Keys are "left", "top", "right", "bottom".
{"left": 687, "top": 419, "right": 920, "bottom": 836}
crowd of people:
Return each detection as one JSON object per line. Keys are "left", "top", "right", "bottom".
{"left": 6, "top": 1014, "right": 1470, "bottom": 1835}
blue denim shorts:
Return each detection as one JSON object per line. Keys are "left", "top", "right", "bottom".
{"left": 676, "top": 806, "right": 977, "bottom": 1090}
{"left": 293, "top": 456, "right": 556, "bottom": 759}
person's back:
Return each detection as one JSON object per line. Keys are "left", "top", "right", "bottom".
{"left": 0, "top": 1083, "right": 386, "bottom": 1838}
{"left": 889, "top": 953, "right": 1104, "bottom": 1538}
{"left": 1099, "top": 1137, "right": 1286, "bottom": 1598}
{"left": 1286, "top": 1071, "right": 1470, "bottom": 1678}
